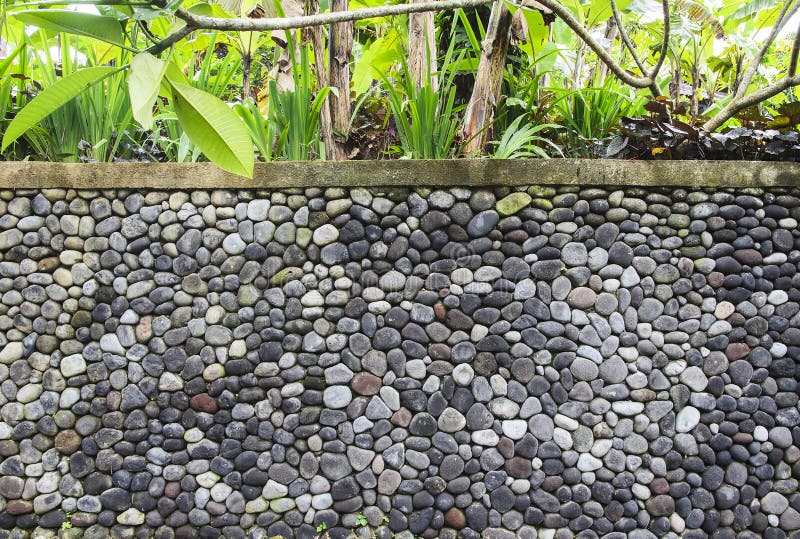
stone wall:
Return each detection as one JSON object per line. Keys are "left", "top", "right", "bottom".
{"left": 0, "top": 184, "right": 798, "bottom": 539}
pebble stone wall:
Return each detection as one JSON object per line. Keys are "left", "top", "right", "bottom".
{"left": 0, "top": 184, "right": 798, "bottom": 539}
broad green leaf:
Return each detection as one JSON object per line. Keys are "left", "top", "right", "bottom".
{"left": 352, "top": 30, "right": 403, "bottom": 95}
{"left": 585, "top": 0, "right": 632, "bottom": 29}
{"left": 12, "top": 10, "right": 125, "bottom": 46}
{"left": 720, "top": 0, "right": 781, "bottom": 22}
{"left": 163, "top": 61, "right": 189, "bottom": 97}
{"left": 131, "top": 6, "right": 166, "bottom": 21}
{"left": 559, "top": 0, "right": 584, "bottom": 26}
{"left": 128, "top": 52, "right": 168, "bottom": 130}
{"left": 168, "top": 81, "right": 254, "bottom": 177}
{"left": 95, "top": 4, "right": 132, "bottom": 17}
{"left": 0, "top": 45, "right": 24, "bottom": 79}
{"left": 188, "top": 3, "right": 234, "bottom": 17}
{"left": 451, "top": 56, "right": 480, "bottom": 73}
{"left": 536, "top": 41, "right": 567, "bottom": 77}
{"left": 2, "top": 66, "right": 119, "bottom": 151}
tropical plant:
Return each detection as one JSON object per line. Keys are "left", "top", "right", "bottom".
{"left": 234, "top": 97, "right": 275, "bottom": 161}
{"left": 551, "top": 80, "right": 647, "bottom": 152}
{"left": 268, "top": 37, "right": 337, "bottom": 160}
{"left": 491, "top": 115, "right": 562, "bottom": 158}
{"left": 0, "top": 0, "right": 798, "bottom": 169}
{"left": 381, "top": 45, "right": 463, "bottom": 159}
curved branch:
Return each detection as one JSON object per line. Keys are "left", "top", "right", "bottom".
{"left": 702, "top": 74, "right": 800, "bottom": 131}
{"left": 647, "top": 0, "right": 669, "bottom": 81}
{"left": 702, "top": 0, "right": 800, "bottom": 132}
{"left": 610, "top": 0, "right": 668, "bottom": 96}
{"left": 170, "top": 0, "right": 493, "bottom": 32}
{"left": 736, "top": 0, "right": 799, "bottom": 97}
{"left": 610, "top": 0, "right": 646, "bottom": 73}
{"left": 535, "top": 0, "right": 655, "bottom": 88}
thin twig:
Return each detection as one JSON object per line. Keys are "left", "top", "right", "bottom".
{"left": 610, "top": 0, "right": 668, "bottom": 96}
{"left": 146, "top": 24, "right": 195, "bottom": 55}
{"left": 610, "top": 0, "right": 646, "bottom": 73}
{"left": 535, "top": 0, "right": 657, "bottom": 88}
{"left": 647, "top": 0, "right": 669, "bottom": 81}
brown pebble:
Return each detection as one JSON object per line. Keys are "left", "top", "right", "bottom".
{"left": 391, "top": 408, "right": 411, "bottom": 427}
{"left": 444, "top": 508, "right": 466, "bottom": 529}
{"left": 190, "top": 393, "right": 218, "bottom": 413}
{"left": 726, "top": 343, "right": 750, "bottom": 361}
{"left": 351, "top": 373, "right": 381, "bottom": 396}
{"left": 55, "top": 429, "right": 81, "bottom": 454}
{"left": 6, "top": 500, "right": 33, "bottom": 515}
{"left": 505, "top": 457, "right": 532, "bottom": 478}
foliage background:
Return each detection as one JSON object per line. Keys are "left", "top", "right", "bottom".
{"left": 0, "top": 0, "right": 799, "bottom": 176}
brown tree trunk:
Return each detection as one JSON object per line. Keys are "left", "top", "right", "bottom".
{"left": 690, "top": 64, "right": 700, "bottom": 118}
{"left": 329, "top": 0, "right": 353, "bottom": 159}
{"left": 669, "top": 60, "right": 681, "bottom": 104}
{"left": 242, "top": 52, "right": 252, "bottom": 101}
{"left": 460, "top": 1, "right": 512, "bottom": 155}
{"left": 409, "top": 0, "right": 437, "bottom": 90}
{"left": 304, "top": 0, "right": 336, "bottom": 159}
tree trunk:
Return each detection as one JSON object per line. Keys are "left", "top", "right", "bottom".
{"left": 269, "top": 0, "right": 304, "bottom": 93}
{"left": 329, "top": 0, "right": 353, "bottom": 159}
{"left": 594, "top": 18, "right": 618, "bottom": 86}
{"left": 305, "top": 0, "right": 336, "bottom": 159}
{"left": 690, "top": 64, "right": 700, "bottom": 118}
{"left": 572, "top": 43, "right": 585, "bottom": 90}
{"left": 669, "top": 60, "right": 680, "bottom": 104}
{"left": 242, "top": 52, "right": 252, "bottom": 101}
{"left": 460, "top": 1, "right": 512, "bottom": 155}
{"left": 409, "top": 0, "right": 437, "bottom": 90}
{"left": 732, "top": 53, "right": 744, "bottom": 95}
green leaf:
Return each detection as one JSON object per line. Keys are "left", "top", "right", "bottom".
{"left": 188, "top": 3, "right": 233, "bottom": 17}
{"left": 167, "top": 81, "right": 254, "bottom": 177}
{"left": 12, "top": 10, "right": 125, "bottom": 46}
{"left": 0, "top": 44, "right": 24, "bottom": 79}
{"left": 128, "top": 52, "right": 167, "bottom": 131}
{"left": 720, "top": 0, "right": 781, "bottom": 22}
{"left": 2, "top": 66, "right": 119, "bottom": 151}
{"left": 559, "top": 0, "right": 584, "bottom": 26}
{"left": 585, "top": 0, "right": 632, "bottom": 28}
{"left": 352, "top": 29, "right": 403, "bottom": 95}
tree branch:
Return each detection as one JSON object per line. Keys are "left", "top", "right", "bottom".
{"left": 701, "top": 0, "right": 800, "bottom": 131}
{"left": 535, "top": 0, "right": 658, "bottom": 88}
{"left": 736, "top": 0, "right": 798, "bottom": 97}
{"left": 702, "top": 74, "right": 800, "bottom": 131}
{"left": 610, "top": 0, "right": 668, "bottom": 96}
{"left": 146, "top": 25, "right": 195, "bottom": 55}
{"left": 647, "top": 0, "right": 669, "bottom": 81}
{"left": 610, "top": 0, "right": 645, "bottom": 74}
{"left": 169, "top": 0, "right": 493, "bottom": 32}
{"left": 789, "top": 16, "right": 800, "bottom": 77}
